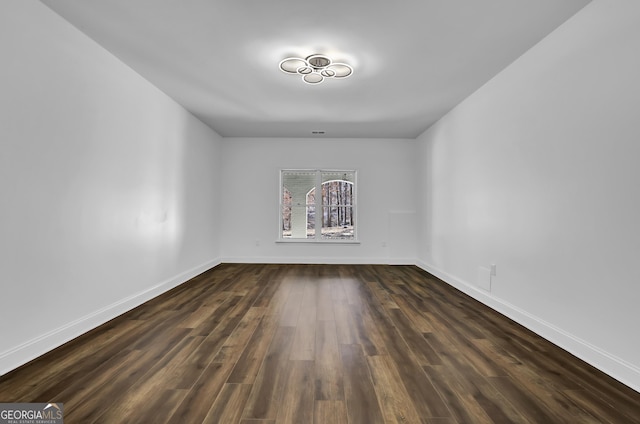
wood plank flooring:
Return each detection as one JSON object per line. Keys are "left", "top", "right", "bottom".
{"left": 1, "top": 264, "right": 639, "bottom": 423}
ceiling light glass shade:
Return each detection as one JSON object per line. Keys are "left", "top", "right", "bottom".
{"left": 279, "top": 54, "right": 353, "bottom": 85}
{"left": 279, "top": 58, "right": 307, "bottom": 73}
{"left": 303, "top": 73, "right": 324, "bottom": 84}
{"left": 321, "top": 69, "right": 335, "bottom": 77}
{"left": 327, "top": 63, "right": 352, "bottom": 78}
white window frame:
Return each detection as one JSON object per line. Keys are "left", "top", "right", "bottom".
{"left": 278, "top": 169, "right": 359, "bottom": 243}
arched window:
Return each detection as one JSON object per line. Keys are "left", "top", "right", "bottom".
{"left": 280, "top": 170, "right": 356, "bottom": 241}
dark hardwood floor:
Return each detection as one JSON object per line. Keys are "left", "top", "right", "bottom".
{"left": 1, "top": 264, "right": 639, "bottom": 423}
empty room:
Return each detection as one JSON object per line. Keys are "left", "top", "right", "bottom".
{"left": 1, "top": 0, "right": 639, "bottom": 423}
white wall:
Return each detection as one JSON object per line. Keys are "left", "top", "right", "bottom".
{"left": 219, "top": 137, "right": 418, "bottom": 264}
{"left": 2, "top": 0, "right": 637, "bottom": 394}
{"left": 416, "top": 0, "right": 640, "bottom": 391}
{"left": 0, "top": 1, "right": 222, "bottom": 374}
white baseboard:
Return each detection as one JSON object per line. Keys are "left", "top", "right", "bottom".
{"left": 0, "top": 258, "right": 221, "bottom": 377}
{"left": 415, "top": 260, "right": 640, "bottom": 393}
{"left": 220, "top": 256, "right": 416, "bottom": 265}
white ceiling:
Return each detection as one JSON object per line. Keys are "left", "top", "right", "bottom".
{"left": 40, "top": 0, "right": 590, "bottom": 139}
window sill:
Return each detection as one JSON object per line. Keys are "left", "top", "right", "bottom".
{"left": 276, "top": 239, "right": 361, "bottom": 245}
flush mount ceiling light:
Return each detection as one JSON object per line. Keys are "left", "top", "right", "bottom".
{"left": 279, "top": 54, "right": 353, "bottom": 85}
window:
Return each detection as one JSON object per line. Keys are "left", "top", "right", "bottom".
{"left": 280, "top": 169, "right": 356, "bottom": 242}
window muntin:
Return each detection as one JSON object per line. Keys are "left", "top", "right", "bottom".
{"left": 280, "top": 170, "right": 356, "bottom": 241}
